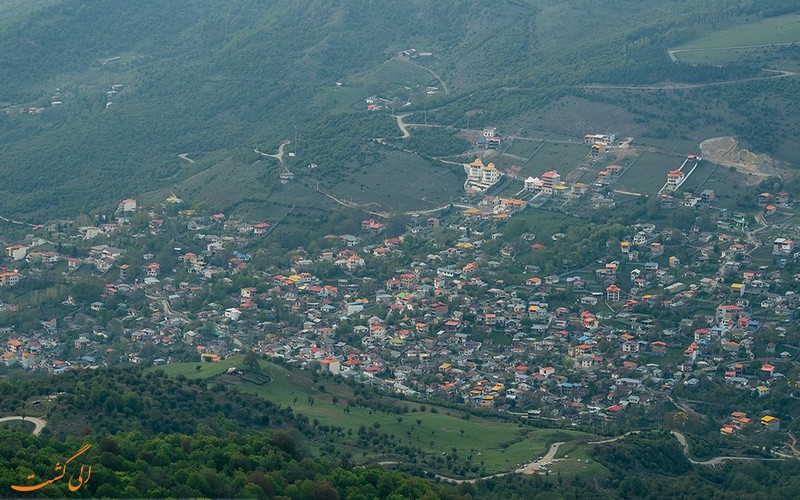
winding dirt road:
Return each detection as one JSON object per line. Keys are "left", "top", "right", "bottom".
{"left": 398, "top": 58, "right": 449, "bottom": 95}
{"left": 433, "top": 429, "right": 788, "bottom": 484}
{"left": 0, "top": 416, "right": 47, "bottom": 436}
{"left": 255, "top": 140, "right": 290, "bottom": 171}
{"left": 668, "top": 42, "right": 800, "bottom": 63}
{"left": 584, "top": 41, "right": 798, "bottom": 91}
{"left": 581, "top": 69, "right": 795, "bottom": 91}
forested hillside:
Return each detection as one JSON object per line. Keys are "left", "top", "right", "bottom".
{"left": 0, "top": 0, "right": 798, "bottom": 217}
{"left": 0, "top": 431, "right": 466, "bottom": 498}
{"left": 3, "top": 368, "right": 800, "bottom": 498}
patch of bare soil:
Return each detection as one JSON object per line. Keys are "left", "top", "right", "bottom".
{"left": 615, "top": 147, "right": 639, "bottom": 160}
{"left": 700, "top": 137, "right": 781, "bottom": 182}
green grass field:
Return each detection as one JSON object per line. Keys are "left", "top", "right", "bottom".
{"left": 674, "top": 14, "right": 800, "bottom": 52}
{"left": 361, "top": 59, "right": 439, "bottom": 89}
{"left": 676, "top": 160, "right": 716, "bottom": 194}
{"left": 672, "top": 14, "right": 800, "bottom": 65}
{"left": 154, "top": 355, "right": 244, "bottom": 378}
{"left": 322, "top": 148, "right": 463, "bottom": 212}
{"left": 517, "top": 142, "right": 590, "bottom": 179}
{"left": 504, "top": 139, "right": 544, "bottom": 158}
{"left": 510, "top": 209, "right": 590, "bottom": 240}
{"left": 688, "top": 165, "right": 752, "bottom": 208}
{"left": 548, "top": 440, "right": 610, "bottom": 479}
{"left": 615, "top": 151, "right": 686, "bottom": 195}
{"left": 152, "top": 358, "right": 595, "bottom": 476}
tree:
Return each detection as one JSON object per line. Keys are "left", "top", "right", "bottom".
{"left": 243, "top": 350, "right": 261, "bottom": 371}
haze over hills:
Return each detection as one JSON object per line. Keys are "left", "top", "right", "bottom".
{"left": 4, "top": 3, "right": 800, "bottom": 497}
{"left": 0, "top": 0, "right": 798, "bottom": 220}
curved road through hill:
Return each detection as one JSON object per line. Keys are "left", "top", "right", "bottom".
{"left": 432, "top": 430, "right": 787, "bottom": 483}
{"left": 515, "top": 441, "right": 566, "bottom": 474}
{"left": 668, "top": 42, "right": 800, "bottom": 63}
{"left": 0, "top": 416, "right": 46, "bottom": 436}
{"left": 396, "top": 113, "right": 411, "bottom": 138}
{"left": 669, "top": 431, "right": 783, "bottom": 466}
{"left": 580, "top": 69, "right": 795, "bottom": 91}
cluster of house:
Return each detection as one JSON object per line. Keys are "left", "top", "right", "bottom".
{"left": 475, "top": 127, "right": 502, "bottom": 151}
{"left": 523, "top": 170, "right": 568, "bottom": 195}
{"left": 0, "top": 190, "right": 798, "bottom": 435}
{"left": 583, "top": 133, "right": 617, "bottom": 160}
{"left": 720, "top": 411, "right": 780, "bottom": 436}
{"left": 105, "top": 83, "right": 124, "bottom": 109}
{"left": 461, "top": 197, "right": 527, "bottom": 221}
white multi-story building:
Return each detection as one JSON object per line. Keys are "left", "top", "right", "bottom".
{"left": 464, "top": 158, "right": 502, "bottom": 192}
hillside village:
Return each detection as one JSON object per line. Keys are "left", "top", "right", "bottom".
{"left": 1, "top": 148, "right": 799, "bottom": 444}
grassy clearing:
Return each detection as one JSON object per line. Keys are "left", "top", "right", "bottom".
{"left": 311, "top": 85, "right": 369, "bottom": 113}
{"left": 518, "top": 142, "right": 590, "bottom": 179}
{"left": 548, "top": 440, "right": 610, "bottom": 480}
{"left": 615, "top": 151, "right": 684, "bottom": 195}
{"left": 154, "top": 355, "right": 244, "bottom": 379}
{"left": 674, "top": 14, "right": 800, "bottom": 52}
{"left": 678, "top": 160, "right": 716, "bottom": 193}
{"left": 675, "top": 46, "right": 781, "bottom": 65}
{"left": 510, "top": 209, "right": 590, "bottom": 240}
{"left": 504, "top": 139, "right": 543, "bottom": 158}
{"left": 324, "top": 149, "right": 463, "bottom": 212}
{"left": 672, "top": 14, "right": 800, "bottom": 66}
{"left": 362, "top": 59, "right": 438, "bottom": 89}
{"left": 689, "top": 165, "right": 752, "bottom": 208}
{"left": 153, "top": 359, "right": 593, "bottom": 475}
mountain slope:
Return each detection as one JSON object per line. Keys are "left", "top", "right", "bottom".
{"left": 0, "top": 0, "right": 797, "bottom": 218}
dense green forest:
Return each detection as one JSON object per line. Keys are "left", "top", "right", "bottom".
{"left": 0, "top": 431, "right": 466, "bottom": 498}
{"left": 0, "top": 368, "right": 302, "bottom": 438}
{"left": 0, "top": 0, "right": 798, "bottom": 218}
{"left": 3, "top": 367, "right": 800, "bottom": 498}
{"left": 3, "top": 386, "right": 800, "bottom": 498}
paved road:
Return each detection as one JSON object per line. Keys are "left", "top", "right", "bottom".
{"left": 0, "top": 416, "right": 47, "bottom": 436}
{"left": 669, "top": 431, "right": 783, "bottom": 466}
{"left": 396, "top": 113, "right": 411, "bottom": 138}
{"left": 515, "top": 441, "right": 565, "bottom": 474}
{"left": 255, "top": 140, "right": 290, "bottom": 171}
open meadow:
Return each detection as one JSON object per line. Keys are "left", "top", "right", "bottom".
{"left": 614, "top": 152, "right": 687, "bottom": 195}
{"left": 516, "top": 142, "right": 591, "bottom": 179}
{"left": 672, "top": 14, "right": 800, "bottom": 54}
{"left": 152, "top": 358, "right": 598, "bottom": 477}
